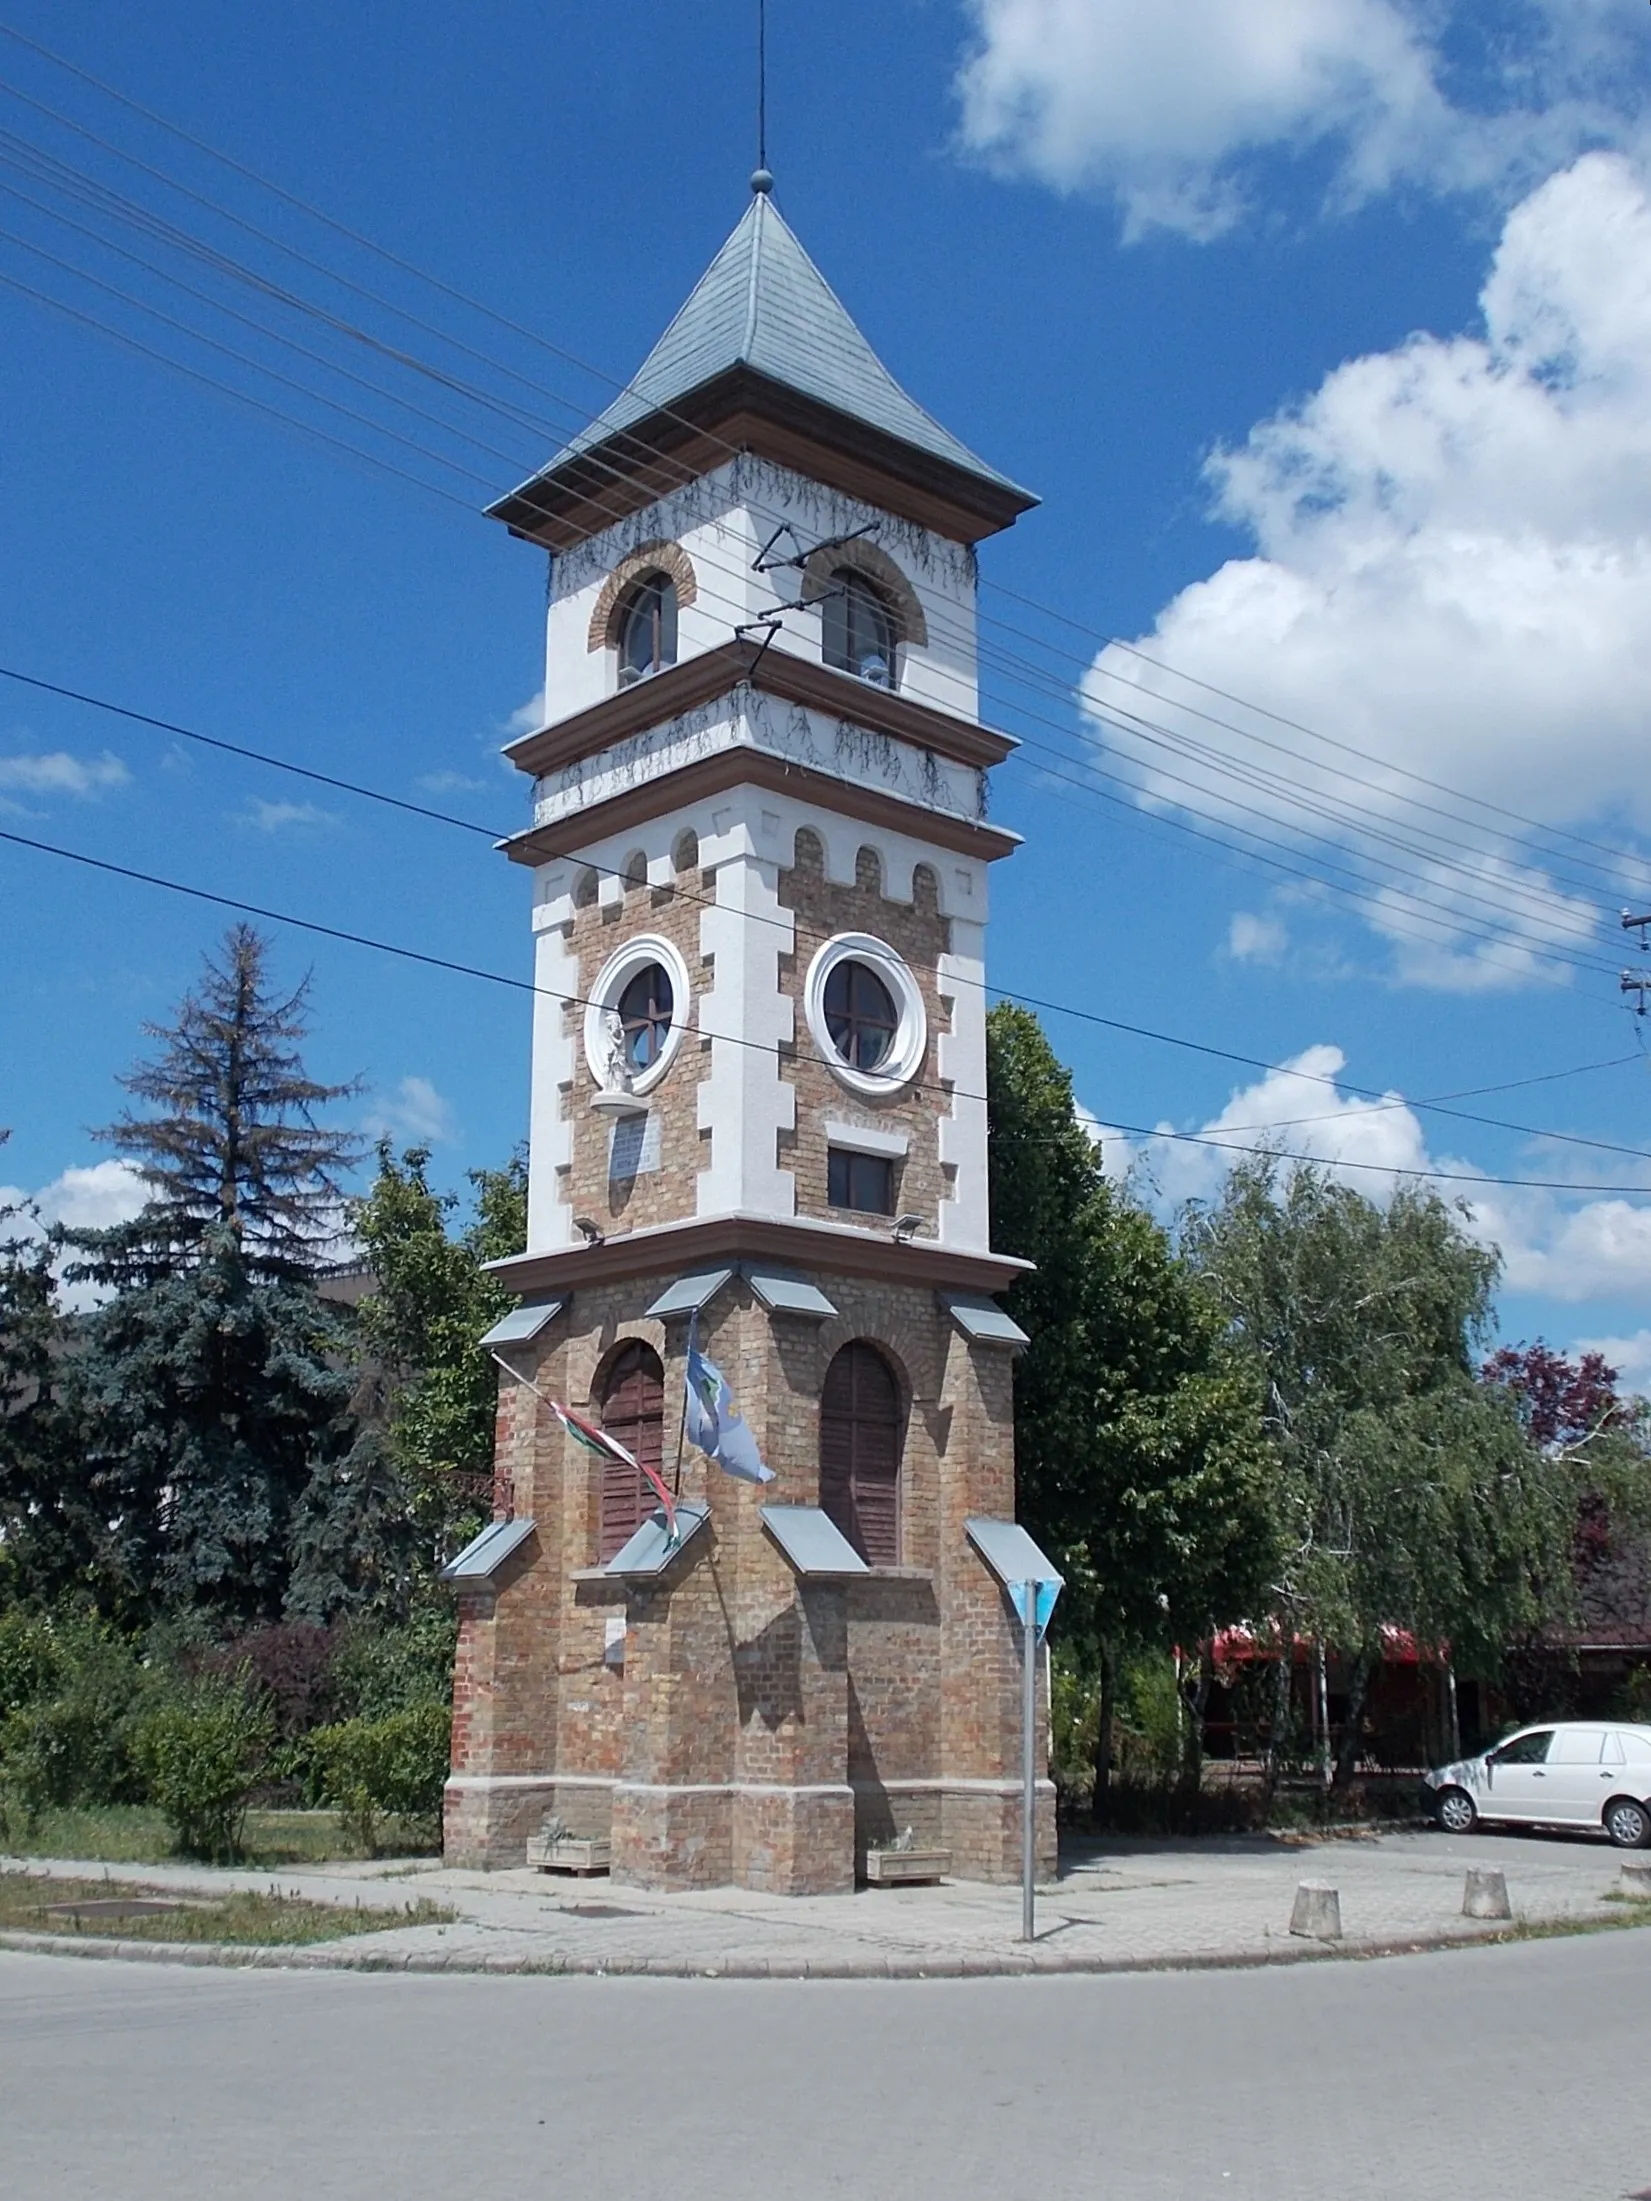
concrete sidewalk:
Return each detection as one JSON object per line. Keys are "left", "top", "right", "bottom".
{"left": 4, "top": 1826, "right": 1646, "bottom": 1977}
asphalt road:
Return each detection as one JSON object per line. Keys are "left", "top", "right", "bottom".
{"left": 4, "top": 1930, "right": 1649, "bottom": 2200}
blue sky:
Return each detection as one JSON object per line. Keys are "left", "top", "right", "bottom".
{"left": 4, "top": 1, "right": 1651, "bottom": 1378}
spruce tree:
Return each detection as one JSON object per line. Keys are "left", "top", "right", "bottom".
{"left": 91, "top": 923, "right": 360, "bottom": 1282}
{"left": 61, "top": 932, "right": 363, "bottom": 1624}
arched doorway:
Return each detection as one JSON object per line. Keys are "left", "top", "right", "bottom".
{"left": 598, "top": 1340, "right": 665, "bottom": 1561}
{"left": 819, "top": 1341, "right": 902, "bottom": 1566}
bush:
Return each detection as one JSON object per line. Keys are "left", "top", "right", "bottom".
{"left": 331, "top": 1604, "right": 456, "bottom": 1723}
{"left": 0, "top": 1608, "right": 62, "bottom": 1721}
{"left": 310, "top": 1702, "right": 451, "bottom": 1854}
{"left": 207, "top": 1621, "right": 343, "bottom": 1742}
{"left": 131, "top": 1673, "right": 272, "bottom": 1861}
{"left": 1049, "top": 1650, "right": 1100, "bottom": 1812}
{"left": 0, "top": 1611, "right": 154, "bottom": 1831}
{"left": 1114, "top": 1654, "right": 1186, "bottom": 1784}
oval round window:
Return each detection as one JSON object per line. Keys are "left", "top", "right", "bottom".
{"left": 823, "top": 959, "right": 898, "bottom": 1073}
{"left": 618, "top": 962, "right": 674, "bottom": 1075}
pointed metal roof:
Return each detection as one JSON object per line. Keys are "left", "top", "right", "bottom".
{"left": 488, "top": 187, "right": 1035, "bottom": 544}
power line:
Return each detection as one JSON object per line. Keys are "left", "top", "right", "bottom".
{"left": 0, "top": 264, "right": 480, "bottom": 511}
{"left": 3, "top": 816, "right": 1649, "bottom": 1190}
{"left": 992, "top": 586, "right": 1651, "bottom": 883}
{"left": 1090, "top": 1112, "right": 1651, "bottom": 1195}
{"left": 5, "top": 20, "right": 1642, "bottom": 916}
{"left": 0, "top": 89, "right": 1630, "bottom": 968}
{"left": 4, "top": 657, "right": 1646, "bottom": 1159}
{"left": 0, "top": 161, "right": 1612, "bottom": 976}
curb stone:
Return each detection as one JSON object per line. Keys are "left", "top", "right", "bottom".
{"left": 0, "top": 1908, "right": 1623, "bottom": 1981}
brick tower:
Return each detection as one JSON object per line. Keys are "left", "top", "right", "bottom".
{"left": 443, "top": 176, "right": 1055, "bottom": 1892}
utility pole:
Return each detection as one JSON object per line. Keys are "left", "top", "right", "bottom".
{"left": 1621, "top": 909, "right": 1651, "bottom": 1016}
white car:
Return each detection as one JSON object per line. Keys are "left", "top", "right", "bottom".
{"left": 1423, "top": 1720, "right": 1651, "bottom": 1846}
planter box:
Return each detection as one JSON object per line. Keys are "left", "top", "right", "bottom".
{"left": 863, "top": 1847, "right": 949, "bottom": 1886}
{"left": 527, "top": 1834, "right": 611, "bottom": 1876}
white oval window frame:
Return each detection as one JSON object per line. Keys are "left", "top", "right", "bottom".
{"left": 583, "top": 932, "right": 692, "bottom": 1097}
{"left": 803, "top": 933, "right": 927, "bottom": 1098}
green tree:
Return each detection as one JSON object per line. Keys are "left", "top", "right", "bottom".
{"left": 0, "top": 1136, "right": 79, "bottom": 1602}
{"left": 66, "top": 1228, "right": 356, "bottom": 1624}
{"left": 349, "top": 1145, "right": 527, "bottom": 1568}
{"left": 59, "top": 933, "right": 362, "bottom": 1623}
{"left": 1183, "top": 1157, "right": 1606, "bottom": 1787}
{"left": 986, "top": 1006, "right": 1279, "bottom": 1804}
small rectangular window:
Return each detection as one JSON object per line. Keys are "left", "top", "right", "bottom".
{"left": 828, "top": 1147, "right": 894, "bottom": 1215}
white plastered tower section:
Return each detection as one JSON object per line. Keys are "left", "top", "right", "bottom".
{"left": 517, "top": 448, "right": 1005, "bottom": 1257}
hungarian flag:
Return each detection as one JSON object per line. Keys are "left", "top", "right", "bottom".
{"left": 548, "top": 1398, "right": 678, "bottom": 1545}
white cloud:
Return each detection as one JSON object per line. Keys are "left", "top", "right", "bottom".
{"left": 955, "top": 0, "right": 1646, "bottom": 238}
{"left": 1084, "top": 152, "right": 1651, "bottom": 987}
{"left": 505, "top": 690, "right": 545, "bottom": 738}
{"left": 1, "top": 1160, "right": 150, "bottom": 1310}
{"left": 238, "top": 798, "right": 341, "bottom": 833}
{"left": 365, "top": 1074, "right": 459, "bottom": 1148}
{"left": 0, "top": 749, "right": 129, "bottom": 809}
{"left": 1102, "top": 1042, "right": 1433, "bottom": 1207}
{"left": 1090, "top": 1041, "right": 1651, "bottom": 1306}
{"left": 1226, "top": 910, "right": 1288, "bottom": 965}
{"left": 416, "top": 770, "right": 488, "bottom": 796}
{"left": 33, "top": 1160, "right": 150, "bottom": 1234}
{"left": 1571, "top": 1327, "right": 1651, "bottom": 1398}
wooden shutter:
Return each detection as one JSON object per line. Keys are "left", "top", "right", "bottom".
{"left": 598, "top": 1342, "right": 665, "bottom": 1563}
{"left": 819, "top": 1343, "right": 901, "bottom": 1567}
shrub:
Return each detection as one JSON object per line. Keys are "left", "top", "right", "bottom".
{"left": 0, "top": 1608, "right": 62, "bottom": 1721}
{"left": 1049, "top": 1650, "right": 1099, "bottom": 1812}
{"left": 207, "top": 1621, "right": 343, "bottom": 1742}
{"left": 331, "top": 1604, "right": 456, "bottom": 1723}
{"left": 0, "top": 1611, "right": 153, "bottom": 1830}
{"left": 1114, "top": 1654, "right": 1186, "bottom": 1784}
{"left": 310, "top": 1702, "right": 451, "bottom": 1855}
{"left": 131, "top": 1672, "right": 273, "bottom": 1861}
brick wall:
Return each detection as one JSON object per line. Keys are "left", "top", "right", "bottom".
{"left": 445, "top": 1264, "right": 1046, "bottom": 1886}
{"left": 776, "top": 832, "right": 953, "bottom": 1229}
{"left": 560, "top": 867, "right": 713, "bottom": 1234}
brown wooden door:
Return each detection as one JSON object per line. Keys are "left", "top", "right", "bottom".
{"left": 820, "top": 1342, "right": 901, "bottom": 1566}
{"left": 599, "top": 1341, "right": 665, "bottom": 1562}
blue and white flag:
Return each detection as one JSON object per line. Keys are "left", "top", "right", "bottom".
{"left": 684, "top": 1315, "right": 775, "bottom": 1485}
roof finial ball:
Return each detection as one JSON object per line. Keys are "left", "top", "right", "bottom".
{"left": 750, "top": 165, "right": 774, "bottom": 196}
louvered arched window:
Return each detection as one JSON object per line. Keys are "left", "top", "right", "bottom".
{"left": 819, "top": 1342, "right": 902, "bottom": 1566}
{"left": 598, "top": 1341, "right": 665, "bottom": 1561}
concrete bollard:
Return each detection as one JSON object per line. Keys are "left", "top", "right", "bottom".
{"left": 1621, "top": 1861, "right": 1651, "bottom": 1900}
{"left": 1462, "top": 1867, "right": 1512, "bottom": 1920}
{"left": 1290, "top": 1882, "right": 1342, "bottom": 1941}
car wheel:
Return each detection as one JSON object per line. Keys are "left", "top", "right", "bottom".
{"left": 1436, "top": 1786, "right": 1478, "bottom": 1835}
{"left": 1604, "top": 1797, "right": 1651, "bottom": 1849}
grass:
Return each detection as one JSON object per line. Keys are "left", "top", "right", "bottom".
{"left": 1486, "top": 1892, "right": 1651, "bottom": 1946}
{"left": 0, "top": 1870, "right": 453, "bottom": 1946}
{"left": 1, "top": 1804, "right": 440, "bottom": 1867}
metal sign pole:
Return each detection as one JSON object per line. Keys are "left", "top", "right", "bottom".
{"left": 1021, "top": 1579, "right": 1037, "bottom": 1943}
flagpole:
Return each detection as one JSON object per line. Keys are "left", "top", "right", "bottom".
{"left": 671, "top": 1358, "right": 690, "bottom": 1496}
{"left": 673, "top": 1312, "right": 696, "bottom": 1496}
